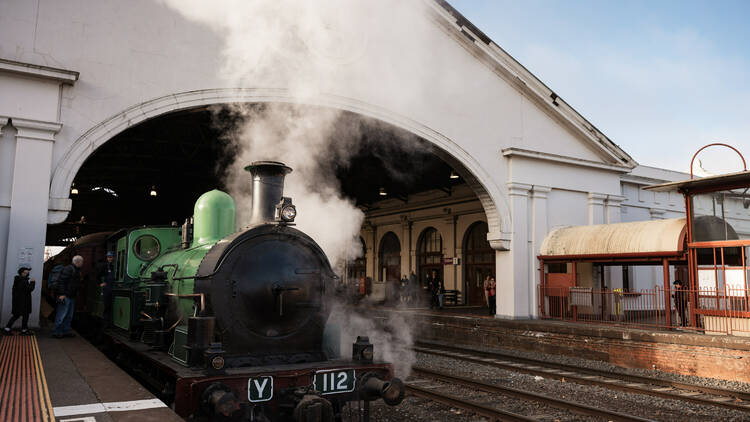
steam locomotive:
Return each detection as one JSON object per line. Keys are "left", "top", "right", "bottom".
{"left": 47, "top": 161, "right": 404, "bottom": 421}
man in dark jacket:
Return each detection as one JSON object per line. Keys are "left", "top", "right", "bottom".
{"left": 52, "top": 255, "right": 83, "bottom": 338}
{"left": 3, "top": 267, "right": 35, "bottom": 335}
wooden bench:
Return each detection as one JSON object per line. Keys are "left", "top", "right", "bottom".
{"left": 443, "top": 289, "right": 462, "bottom": 306}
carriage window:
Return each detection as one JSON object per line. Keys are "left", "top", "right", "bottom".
{"left": 133, "top": 235, "right": 161, "bottom": 261}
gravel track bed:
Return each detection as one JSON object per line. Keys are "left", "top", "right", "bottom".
{"left": 410, "top": 377, "right": 600, "bottom": 422}
{"left": 416, "top": 352, "right": 750, "bottom": 422}
{"left": 424, "top": 339, "right": 750, "bottom": 394}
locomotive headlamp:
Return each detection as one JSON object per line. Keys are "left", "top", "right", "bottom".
{"left": 281, "top": 205, "right": 297, "bottom": 221}
{"left": 275, "top": 197, "right": 297, "bottom": 223}
{"left": 352, "top": 336, "right": 374, "bottom": 363}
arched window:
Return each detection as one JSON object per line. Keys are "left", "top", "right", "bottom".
{"left": 378, "top": 232, "right": 401, "bottom": 282}
{"left": 347, "top": 237, "right": 367, "bottom": 283}
{"left": 463, "top": 221, "right": 495, "bottom": 306}
{"left": 417, "top": 228, "right": 443, "bottom": 289}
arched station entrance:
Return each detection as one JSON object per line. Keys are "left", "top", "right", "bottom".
{"left": 463, "top": 221, "right": 495, "bottom": 306}
{"left": 47, "top": 97, "right": 504, "bottom": 309}
{"left": 379, "top": 232, "right": 401, "bottom": 283}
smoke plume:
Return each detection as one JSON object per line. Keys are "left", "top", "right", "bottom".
{"left": 160, "top": 0, "right": 431, "bottom": 376}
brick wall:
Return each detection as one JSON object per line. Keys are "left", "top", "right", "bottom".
{"left": 409, "top": 313, "right": 750, "bottom": 383}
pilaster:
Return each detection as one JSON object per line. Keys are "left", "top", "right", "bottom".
{"left": 606, "top": 195, "right": 626, "bottom": 224}
{"left": 495, "top": 183, "right": 532, "bottom": 319}
{"left": 2, "top": 117, "right": 61, "bottom": 327}
{"left": 529, "top": 186, "right": 551, "bottom": 318}
{"left": 588, "top": 192, "right": 607, "bottom": 225}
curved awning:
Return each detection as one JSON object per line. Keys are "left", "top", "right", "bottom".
{"left": 540, "top": 218, "right": 686, "bottom": 259}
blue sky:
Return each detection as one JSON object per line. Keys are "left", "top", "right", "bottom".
{"left": 450, "top": 0, "right": 750, "bottom": 174}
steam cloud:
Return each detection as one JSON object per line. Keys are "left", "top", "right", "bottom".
{"left": 160, "top": 0, "right": 429, "bottom": 376}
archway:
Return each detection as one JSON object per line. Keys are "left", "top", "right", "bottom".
{"left": 378, "top": 231, "right": 401, "bottom": 297}
{"left": 416, "top": 227, "right": 443, "bottom": 290}
{"left": 48, "top": 89, "right": 510, "bottom": 243}
{"left": 463, "top": 221, "right": 495, "bottom": 306}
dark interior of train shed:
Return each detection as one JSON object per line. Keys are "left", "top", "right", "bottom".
{"left": 47, "top": 105, "right": 467, "bottom": 245}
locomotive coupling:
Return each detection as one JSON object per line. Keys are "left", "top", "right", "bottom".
{"left": 360, "top": 375, "right": 405, "bottom": 406}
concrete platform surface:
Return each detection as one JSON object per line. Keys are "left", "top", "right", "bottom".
{"left": 36, "top": 329, "right": 183, "bottom": 421}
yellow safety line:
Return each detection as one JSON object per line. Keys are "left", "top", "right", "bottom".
{"left": 31, "top": 336, "right": 55, "bottom": 422}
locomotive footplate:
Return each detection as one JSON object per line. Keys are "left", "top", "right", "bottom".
{"left": 176, "top": 360, "right": 396, "bottom": 420}
{"left": 104, "top": 330, "right": 402, "bottom": 421}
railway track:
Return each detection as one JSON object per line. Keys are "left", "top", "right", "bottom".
{"left": 407, "top": 366, "right": 655, "bottom": 422}
{"left": 415, "top": 340, "right": 750, "bottom": 413}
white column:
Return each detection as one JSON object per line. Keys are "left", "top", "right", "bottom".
{"left": 606, "top": 195, "right": 625, "bottom": 224}
{"left": 495, "top": 183, "right": 532, "bottom": 319}
{"left": 363, "top": 223, "right": 375, "bottom": 280}
{"left": 2, "top": 118, "right": 62, "bottom": 327}
{"left": 588, "top": 193, "right": 607, "bottom": 225}
{"left": 442, "top": 215, "right": 456, "bottom": 290}
{"left": 529, "top": 186, "right": 551, "bottom": 318}
{"left": 605, "top": 195, "right": 626, "bottom": 289}
{"left": 0, "top": 119, "right": 16, "bottom": 314}
{"left": 400, "top": 216, "right": 410, "bottom": 281}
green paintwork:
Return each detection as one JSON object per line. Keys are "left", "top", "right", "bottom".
{"left": 116, "top": 237, "right": 127, "bottom": 282}
{"left": 94, "top": 190, "right": 237, "bottom": 366}
{"left": 192, "top": 190, "right": 236, "bottom": 247}
{"left": 142, "top": 242, "right": 214, "bottom": 324}
{"left": 113, "top": 296, "right": 131, "bottom": 330}
{"left": 126, "top": 228, "right": 181, "bottom": 279}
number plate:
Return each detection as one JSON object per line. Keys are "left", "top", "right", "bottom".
{"left": 248, "top": 376, "right": 274, "bottom": 402}
{"left": 313, "top": 369, "right": 355, "bottom": 395}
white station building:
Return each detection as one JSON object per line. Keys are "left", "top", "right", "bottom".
{"left": 1, "top": 0, "right": 746, "bottom": 327}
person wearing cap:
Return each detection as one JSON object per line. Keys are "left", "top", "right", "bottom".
{"left": 673, "top": 279, "right": 689, "bottom": 327}
{"left": 3, "top": 267, "right": 36, "bottom": 335}
{"left": 98, "top": 251, "right": 115, "bottom": 328}
{"left": 52, "top": 255, "right": 83, "bottom": 338}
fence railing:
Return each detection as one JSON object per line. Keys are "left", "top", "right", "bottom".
{"left": 538, "top": 285, "right": 750, "bottom": 336}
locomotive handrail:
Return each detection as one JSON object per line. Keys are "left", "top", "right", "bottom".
{"left": 165, "top": 292, "right": 205, "bottom": 313}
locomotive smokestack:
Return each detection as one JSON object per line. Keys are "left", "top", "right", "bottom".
{"left": 244, "top": 161, "right": 293, "bottom": 225}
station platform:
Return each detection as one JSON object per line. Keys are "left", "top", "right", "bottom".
{"left": 376, "top": 306, "right": 750, "bottom": 384}
{"left": 0, "top": 329, "right": 183, "bottom": 422}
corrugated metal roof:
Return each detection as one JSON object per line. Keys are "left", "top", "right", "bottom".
{"left": 643, "top": 170, "right": 750, "bottom": 192}
{"left": 540, "top": 218, "right": 686, "bottom": 257}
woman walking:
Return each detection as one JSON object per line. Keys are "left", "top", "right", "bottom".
{"left": 3, "top": 267, "right": 35, "bottom": 335}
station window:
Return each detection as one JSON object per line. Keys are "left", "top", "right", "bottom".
{"left": 547, "top": 263, "right": 567, "bottom": 273}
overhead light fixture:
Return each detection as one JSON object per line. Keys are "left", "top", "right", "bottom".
{"left": 379, "top": 187, "right": 387, "bottom": 196}
{"left": 70, "top": 183, "right": 79, "bottom": 195}
{"left": 150, "top": 185, "right": 158, "bottom": 197}
{"left": 449, "top": 171, "right": 459, "bottom": 179}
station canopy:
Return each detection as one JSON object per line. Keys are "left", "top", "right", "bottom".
{"left": 539, "top": 218, "right": 687, "bottom": 261}
{"left": 644, "top": 170, "right": 750, "bottom": 193}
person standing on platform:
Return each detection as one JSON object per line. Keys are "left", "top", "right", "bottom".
{"left": 409, "top": 271, "right": 417, "bottom": 305}
{"left": 673, "top": 279, "right": 689, "bottom": 327}
{"left": 482, "top": 275, "right": 490, "bottom": 307}
{"left": 52, "top": 255, "right": 83, "bottom": 338}
{"left": 486, "top": 276, "right": 496, "bottom": 316}
{"left": 3, "top": 267, "right": 35, "bottom": 335}
{"left": 433, "top": 270, "right": 445, "bottom": 310}
{"left": 98, "top": 251, "right": 115, "bottom": 328}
